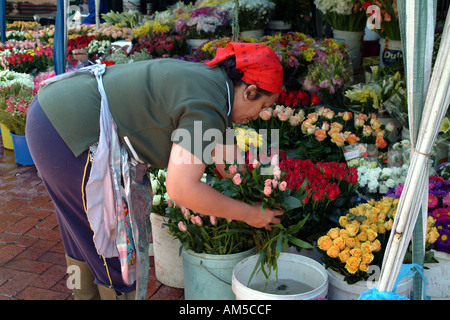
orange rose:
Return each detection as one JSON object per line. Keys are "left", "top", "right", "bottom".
{"left": 350, "top": 247, "right": 363, "bottom": 258}
{"left": 346, "top": 133, "right": 358, "bottom": 145}
{"left": 339, "top": 249, "right": 351, "bottom": 263}
{"left": 342, "top": 111, "right": 353, "bottom": 121}
{"left": 314, "top": 128, "right": 327, "bottom": 142}
{"left": 330, "top": 132, "right": 345, "bottom": 147}
{"left": 361, "top": 253, "right": 374, "bottom": 264}
{"left": 345, "top": 223, "right": 359, "bottom": 237}
{"left": 345, "top": 237, "right": 357, "bottom": 249}
{"left": 361, "top": 241, "right": 373, "bottom": 254}
{"left": 366, "top": 229, "right": 378, "bottom": 242}
{"left": 327, "top": 227, "right": 340, "bottom": 239}
{"left": 359, "top": 262, "right": 369, "bottom": 272}
{"left": 317, "top": 235, "right": 333, "bottom": 251}
{"left": 371, "top": 239, "right": 382, "bottom": 252}
{"left": 339, "top": 229, "right": 350, "bottom": 239}
{"left": 345, "top": 256, "right": 361, "bottom": 274}
{"left": 375, "top": 135, "right": 388, "bottom": 149}
{"left": 327, "top": 245, "right": 340, "bottom": 258}
{"left": 357, "top": 231, "right": 368, "bottom": 242}
{"left": 333, "top": 236, "right": 346, "bottom": 251}
{"left": 362, "top": 125, "right": 373, "bottom": 137}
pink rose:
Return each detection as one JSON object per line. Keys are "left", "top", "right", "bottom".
{"left": 178, "top": 221, "right": 187, "bottom": 232}
{"left": 279, "top": 181, "right": 287, "bottom": 191}
{"left": 264, "top": 186, "right": 272, "bottom": 196}
{"left": 229, "top": 165, "right": 237, "bottom": 175}
{"left": 210, "top": 216, "right": 216, "bottom": 226}
{"left": 259, "top": 108, "right": 272, "bottom": 121}
{"left": 273, "top": 166, "right": 281, "bottom": 180}
{"left": 232, "top": 173, "right": 242, "bottom": 185}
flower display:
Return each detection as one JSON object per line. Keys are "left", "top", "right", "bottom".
{"left": 386, "top": 176, "right": 450, "bottom": 254}
{"left": 175, "top": 6, "right": 230, "bottom": 39}
{"left": 129, "top": 32, "right": 187, "bottom": 58}
{"left": 362, "top": 0, "right": 400, "bottom": 40}
{"left": 345, "top": 66, "right": 405, "bottom": 115}
{"left": 304, "top": 52, "right": 353, "bottom": 108}
{"left": 149, "top": 168, "right": 173, "bottom": 216}
{"left": 356, "top": 164, "right": 409, "bottom": 198}
{"left": 314, "top": 0, "right": 367, "bottom": 32}
{"left": 279, "top": 156, "right": 359, "bottom": 240}
{"left": 221, "top": 0, "right": 275, "bottom": 31}
{"left": 1, "top": 43, "right": 53, "bottom": 75}
{"left": 318, "top": 196, "right": 439, "bottom": 284}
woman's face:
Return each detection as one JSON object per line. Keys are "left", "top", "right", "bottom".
{"left": 232, "top": 84, "right": 279, "bottom": 124}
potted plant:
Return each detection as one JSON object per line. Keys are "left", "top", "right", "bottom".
{"left": 314, "top": 0, "right": 367, "bottom": 68}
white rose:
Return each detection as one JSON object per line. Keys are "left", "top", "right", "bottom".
{"left": 153, "top": 194, "right": 161, "bottom": 206}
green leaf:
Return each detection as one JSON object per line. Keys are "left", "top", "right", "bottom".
{"left": 287, "top": 235, "right": 313, "bottom": 249}
{"left": 283, "top": 196, "right": 302, "bottom": 210}
{"left": 286, "top": 214, "right": 309, "bottom": 235}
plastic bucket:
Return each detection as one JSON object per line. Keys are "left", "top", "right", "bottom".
{"left": 333, "top": 30, "right": 364, "bottom": 69}
{"left": 10, "top": 132, "right": 33, "bottom": 165}
{"left": 1, "top": 123, "right": 14, "bottom": 150}
{"left": 232, "top": 253, "right": 328, "bottom": 300}
{"left": 327, "top": 268, "right": 413, "bottom": 300}
{"left": 379, "top": 38, "right": 403, "bottom": 67}
{"left": 182, "top": 247, "right": 256, "bottom": 300}
{"left": 424, "top": 250, "right": 450, "bottom": 300}
{"left": 150, "top": 212, "right": 184, "bottom": 288}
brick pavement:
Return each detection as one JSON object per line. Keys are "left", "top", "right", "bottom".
{"left": 0, "top": 134, "right": 184, "bottom": 300}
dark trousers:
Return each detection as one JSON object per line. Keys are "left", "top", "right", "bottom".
{"left": 25, "top": 97, "right": 135, "bottom": 294}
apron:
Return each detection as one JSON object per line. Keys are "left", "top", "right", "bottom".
{"left": 43, "top": 64, "right": 152, "bottom": 300}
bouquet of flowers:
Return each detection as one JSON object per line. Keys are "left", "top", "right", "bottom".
{"left": 314, "top": 0, "right": 367, "bottom": 32}
{"left": 0, "top": 83, "right": 36, "bottom": 135}
{"left": 345, "top": 66, "right": 405, "bottom": 115}
{"left": 356, "top": 164, "right": 409, "bottom": 199}
{"left": 2, "top": 44, "right": 53, "bottom": 75}
{"left": 149, "top": 168, "right": 173, "bottom": 216}
{"left": 303, "top": 52, "right": 353, "bottom": 108}
{"left": 386, "top": 176, "right": 449, "bottom": 254}
{"left": 221, "top": 0, "right": 275, "bottom": 31}
{"left": 130, "top": 32, "right": 187, "bottom": 58}
{"left": 280, "top": 156, "right": 359, "bottom": 241}
{"left": 175, "top": 6, "right": 230, "bottom": 39}
{"left": 318, "top": 196, "right": 439, "bottom": 284}
{"left": 362, "top": 0, "right": 400, "bottom": 40}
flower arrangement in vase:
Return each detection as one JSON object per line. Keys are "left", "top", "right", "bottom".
{"left": 314, "top": 0, "right": 367, "bottom": 32}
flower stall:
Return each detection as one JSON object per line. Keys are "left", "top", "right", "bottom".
{"left": 0, "top": 0, "right": 449, "bottom": 302}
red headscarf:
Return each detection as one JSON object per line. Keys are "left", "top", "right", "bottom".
{"left": 205, "top": 42, "right": 283, "bottom": 94}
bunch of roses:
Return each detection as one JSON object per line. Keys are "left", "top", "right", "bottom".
{"left": 67, "top": 35, "right": 96, "bottom": 58}
{"left": 4, "top": 45, "right": 53, "bottom": 74}
{"left": 279, "top": 156, "right": 359, "bottom": 240}
{"left": 318, "top": 196, "right": 439, "bottom": 284}
{"left": 130, "top": 32, "right": 187, "bottom": 58}
{"left": 354, "top": 112, "right": 395, "bottom": 150}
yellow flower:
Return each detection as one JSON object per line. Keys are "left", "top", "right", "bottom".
{"left": 361, "top": 253, "right": 374, "bottom": 264}
{"left": 366, "top": 229, "right": 378, "bottom": 242}
{"left": 359, "top": 262, "right": 369, "bottom": 272}
{"left": 345, "top": 223, "right": 359, "bottom": 237}
{"left": 339, "top": 249, "right": 351, "bottom": 263}
{"left": 339, "top": 215, "right": 349, "bottom": 227}
{"left": 333, "top": 237, "right": 346, "bottom": 251}
{"left": 361, "top": 241, "right": 373, "bottom": 254}
{"left": 357, "top": 231, "right": 367, "bottom": 242}
{"left": 327, "top": 245, "right": 340, "bottom": 258}
{"left": 327, "top": 227, "right": 340, "bottom": 239}
{"left": 350, "top": 247, "right": 363, "bottom": 258}
{"left": 345, "top": 256, "right": 361, "bottom": 274}
{"left": 345, "top": 237, "right": 357, "bottom": 249}
{"left": 371, "top": 239, "right": 382, "bottom": 252}
{"left": 339, "top": 229, "right": 350, "bottom": 240}
{"left": 317, "top": 235, "right": 333, "bottom": 251}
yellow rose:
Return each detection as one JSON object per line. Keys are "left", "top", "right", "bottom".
{"left": 427, "top": 228, "right": 440, "bottom": 245}
{"left": 371, "top": 239, "right": 382, "bottom": 252}
{"left": 345, "top": 237, "right": 357, "bottom": 249}
{"left": 366, "top": 229, "right": 378, "bottom": 242}
{"left": 327, "top": 227, "right": 340, "bottom": 239}
{"left": 350, "top": 247, "right": 363, "bottom": 258}
{"left": 385, "top": 219, "right": 394, "bottom": 231}
{"left": 357, "top": 231, "right": 368, "bottom": 242}
{"left": 317, "top": 235, "right": 333, "bottom": 251}
{"left": 377, "top": 223, "right": 386, "bottom": 234}
{"left": 359, "top": 225, "right": 369, "bottom": 233}
{"left": 339, "top": 216, "right": 349, "bottom": 227}
{"left": 361, "top": 253, "right": 374, "bottom": 264}
{"left": 345, "top": 223, "right": 359, "bottom": 237}
{"left": 361, "top": 241, "right": 373, "bottom": 254}
{"left": 369, "top": 223, "right": 379, "bottom": 233}
{"left": 345, "top": 256, "right": 361, "bottom": 274}
{"left": 339, "top": 229, "right": 350, "bottom": 240}
{"left": 327, "top": 245, "right": 340, "bottom": 258}
{"left": 339, "top": 249, "right": 351, "bottom": 263}
{"left": 359, "top": 262, "right": 369, "bottom": 272}
{"left": 333, "top": 236, "right": 346, "bottom": 251}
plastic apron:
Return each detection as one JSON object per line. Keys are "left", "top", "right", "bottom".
{"left": 43, "top": 64, "right": 152, "bottom": 300}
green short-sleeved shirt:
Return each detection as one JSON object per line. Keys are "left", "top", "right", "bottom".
{"left": 37, "top": 59, "right": 234, "bottom": 168}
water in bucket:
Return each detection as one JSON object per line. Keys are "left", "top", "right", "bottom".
{"left": 250, "top": 279, "right": 315, "bottom": 295}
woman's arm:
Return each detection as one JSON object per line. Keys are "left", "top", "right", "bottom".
{"left": 166, "top": 143, "right": 282, "bottom": 229}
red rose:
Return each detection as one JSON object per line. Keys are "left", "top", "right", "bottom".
{"left": 311, "top": 93, "right": 322, "bottom": 105}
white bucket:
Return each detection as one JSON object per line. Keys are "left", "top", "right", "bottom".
{"left": 424, "top": 250, "right": 450, "bottom": 300}
{"left": 333, "top": 30, "right": 364, "bottom": 69}
{"left": 379, "top": 38, "right": 403, "bottom": 67}
{"left": 232, "top": 253, "right": 328, "bottom": 300}
{"left": 150, "top": 212, "right": 184, "bottom": 288}
{"left": 327, "top": 268, "right": 413, "bottom": 300}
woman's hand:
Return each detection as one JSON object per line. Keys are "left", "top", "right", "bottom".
{"left": 244, "top": 203, "right": 283, "bottom": 230}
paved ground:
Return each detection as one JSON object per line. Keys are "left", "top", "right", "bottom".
{"left": 0, "top": 134, "right": 184, "bottom": 300}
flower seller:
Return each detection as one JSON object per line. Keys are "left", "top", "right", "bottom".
{"left": 25, "top": 43, "right": 284, "bottom": 300}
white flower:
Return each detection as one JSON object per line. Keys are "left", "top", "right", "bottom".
{"left": 153, "top": 194, "right": 161, "bottom": 206}
{"left": 384, "top": 178, "right": 396, "bottom": 189}
{"left": 367, "top": 179, "right": 379, "bottom": 193}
